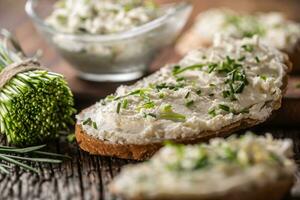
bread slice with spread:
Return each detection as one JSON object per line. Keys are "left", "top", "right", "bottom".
{"left": 109, "top": 133, "right": 296, "bottom": 200}
{"left": 176, "top": 9, "right": 300, "bottom": 73}
{"left": 76, "top": 36, "right": 291, "bottom": 160}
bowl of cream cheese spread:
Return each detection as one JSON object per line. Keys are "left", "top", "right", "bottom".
{"left": 26, "top": 0, "right": 192, "bottom": 82}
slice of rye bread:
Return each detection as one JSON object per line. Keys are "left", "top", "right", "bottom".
{"left": 176, "top": 29, "right": 300, "bottom": 73}
{"left": 75, "top": 57, "right": 292, "bottom": 161}
{"left": 109, "top": 178, "right": 293, "bottom": 200}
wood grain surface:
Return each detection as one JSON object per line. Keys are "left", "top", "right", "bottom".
{"left": 0, "top": 0, "right": 300, "bottom": 200}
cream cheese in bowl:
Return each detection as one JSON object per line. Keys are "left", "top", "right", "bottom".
{"left": 46, "top": 0, "right": 160, "bottom": 35}
{"left": 26, "top": 0, "right": 192, "bottom": 81}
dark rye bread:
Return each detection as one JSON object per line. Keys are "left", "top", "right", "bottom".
{"left": 75, "top": 57, "right": 292, "bottom": 161}
{"left": 109, "top": 178, "right": 293, "bottom": 200}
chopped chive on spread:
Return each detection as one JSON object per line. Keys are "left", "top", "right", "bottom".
{"left": 255, "top": 56, "right": 260, "bottom": 63}
{"left": 176, "top": 77, "right": 185, "bottom": 82}
{"left": 156, "top": 83, "right": 184, "bottom": 91}
{"left": 209, "top": 83, "right": 216, "bottom": 87}
{"left": 208, "top": 63, "right": 218, "bottom": 73}
{"left": 159, "top": 93, "right": 165, "bottom": 99}
{"left": 172, "top": 64, "right": 205, "bottom": 76}
{"left": 218, "top": 104, "right": 230, "bottom": 112}
{"left": 116, "top": 102, "right": 121, "bottom": 113}
{"left": 209, "top": 93, "right": 214, "bottom": 97}
{"left": 208, "top": 109, "right": 216, "bottom": 117}
{"left": 92, "top": 122, "right": 98, "bottom": 129}
{"left": 196, "top": 89, "right": 202, "bottom": 96}
{"left": 114, "top": 88, "right": 150, "bottom": 101}
{"left": 260, "top": 75, "right": 267, "bottom": 81}
{"left": 241, "top": 44, "right": 254, "bottom": 52}
{"left": 185, "top": 100, "right": 194, "bottom": 107}
{"left": 238, "top": 56, "right": 246, "bottom": 62}
{"left": 83, "top": 118, "right": 97, "bottom": 129}
{"left": 209, "top": 104, "right": 249, "bottom": 117}
{"left": 217, "top": 56, "right": 248, "bottom": 101}
{"left": 100, "top": 100, "right": 106, "bottom": 106}
{"left": 122, "top": 99, "right": 128, "bottom": 109}
{"left": 143, "top": 112, "right": 157, "bottom": 118}
{"left": 184, "top": 91, "right": 190, "bottom": 99}
{"left": 142, "top": 101, "right": 155, "bottom": 109}
{"left": 159, "top": 104, "right": 186, "bottom": 122}
{"left": 83, "top": 117, "right": 92, "bottom": 125}
{"left": 106, "top": 94, "right": 115, "bottom": 101}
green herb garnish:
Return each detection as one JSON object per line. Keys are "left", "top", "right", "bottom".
{"left": 238, "top": 56, "right": 246, "bottom": 62}
{"left": 159, "top": 104, "right": 186, "bottom": 122}
{"left": 116, "top": 102, "right": 121, "bottom": 113}
{"left": 122, "top": 99, "right": 128, "bottom": 109}
{"left": 224, "top": 15, "right": 266, "bottom": 38}
{"left": 196, "top": 89, "right": 202, "bottom": 96}
{"left": 141, "top": 101, "right": 155, "bottom": 109}
{"left": 185, "top": 100, "right": 194, "bottom": 107}
{"left": 208, "top": 108, "right": 216, "bottom": 117}
{"left": 184, "top": 92, "right": 190, "bottom": 99}
{"left": 176, "top": 77, "right": 185, "bottom": 82}
{"left": 83, "top": 118, "right": 92, "bottom": 125}
{"left": 156, "top": 83, "right": 184, "bottom": 91}
{"left": 114, "top": 88, "right": 151, "bottom": 101}
{"left": 241, "top": 44, "right": 254, "bottom": 52}
{"left": 83, "top": 118, "right": 97, "bottom": 129}
{"left": 260, "top": 75, "right": 267, "bottom": 81}
{"left": 208, "top": 63, "right": 218, "bottom": 73}
{"left": 159, "top": 93, "right": 165, "bottom": 99}
{"left": 92, "top": 122, "right": 98, "bottom": 129}
{"left": 172, "top": 64, "right": 205, "bottom": 75}
{"left": 143, "top": 113, "right": 157, "bottom": 118}
{"left": 218, "top": 104, "right": 230, "bottom": 112}
{"left": 211, "top": 104, "right": 250, "bottom": 116}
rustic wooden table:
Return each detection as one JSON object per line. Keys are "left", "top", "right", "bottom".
{"left": 0, "top": 0, "right": 300, "bottom": 199}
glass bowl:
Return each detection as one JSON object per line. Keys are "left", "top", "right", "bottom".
{"left": 25, "top": 0, "right": 192, "bottom": 82}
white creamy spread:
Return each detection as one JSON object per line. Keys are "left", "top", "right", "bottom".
{"left": 193, "top": 9, "right": 300, "bottom": 52}
{"left": 110, "top": 133, "right": 296, "bottom": 198}
{"left": 46, "top": 0, "right": 160, "bottom": 34}
{"left": 77, "top": 36, "right": 288, "bottom": 144}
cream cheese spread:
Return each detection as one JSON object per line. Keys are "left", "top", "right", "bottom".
{"left": 46, "top": 0, "right": 160, "bottom": 34}
{"left": 77, "top": 36, "right": 288, "bottom": 144}
{"left": 110, "top": 133, "right": 296, "bottom": 199}
{"left": 193, "top": 9, "right": 300, "bottom": 53}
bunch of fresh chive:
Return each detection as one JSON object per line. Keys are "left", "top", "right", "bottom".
{"left": 0, "top": 31, "right": 75, "bottom": 146}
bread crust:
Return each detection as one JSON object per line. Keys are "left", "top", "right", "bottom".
{"left": 109, "top": 178, "right": 293, "bottom": 200}
{"left": 75, "top": 54, "right": 291, "bottom": 160}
